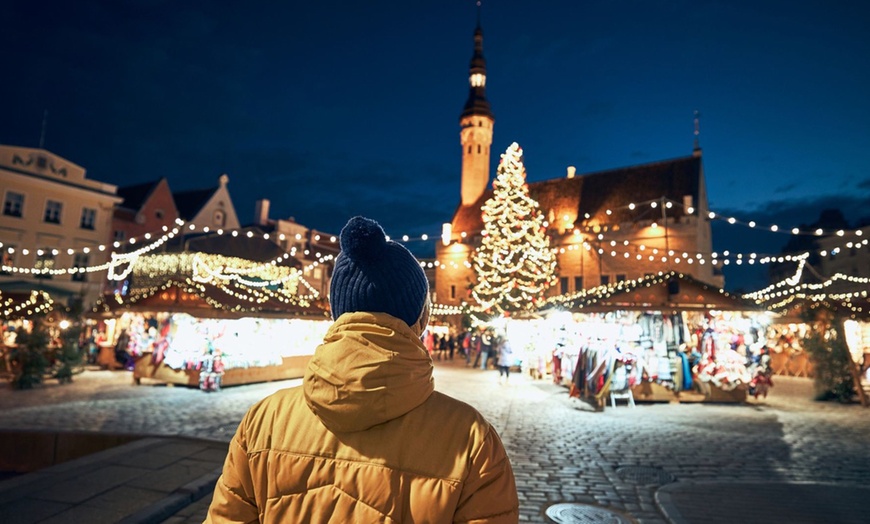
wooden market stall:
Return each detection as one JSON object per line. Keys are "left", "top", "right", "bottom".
{"left": 88, "top": 239, "right": 332, "bottom": 389}
{"left": 547, "top": 271, "right": 771, "bottom": 406}
{"left": 90, "top": 279, "right": 330, "bottom": 388}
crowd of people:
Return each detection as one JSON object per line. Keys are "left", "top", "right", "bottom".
{"left": 423, "top": 327, "right": 515, "bottom": 383}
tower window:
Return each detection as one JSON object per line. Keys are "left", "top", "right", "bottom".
{"left": 574, "top": 276, "right": 583, "bottom": 291}
{"left": 467, "top": 145, "right": 472, "bottom": 154}
{"left": 560, "top": 277, "right": 568, "bottom": 294}
{"left": 477, "top": 145, "right": 481, "bottom": 154}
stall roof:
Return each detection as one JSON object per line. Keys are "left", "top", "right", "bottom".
{"left": 89, "top": 281, "right": 329, "bottom": 320}
{"left": 767, "top": 295, "right": 870, "bottom": 322}
{"left": 545, "top": 271, "right": 763, "bottom": 313}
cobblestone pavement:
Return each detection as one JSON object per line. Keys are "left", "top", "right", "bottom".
{"left": 1, "top": 362, "right": 869, "bottom": 523}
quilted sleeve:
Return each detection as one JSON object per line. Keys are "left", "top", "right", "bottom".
{"left": 204, "top": 417, "right": 260, "bottom": 524}
{"left": 453, "top": 424, "right": 519, "bottom": 523}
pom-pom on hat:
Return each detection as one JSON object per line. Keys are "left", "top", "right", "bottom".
{"left": 330, "top": 216, "right": 429, "bottom": 327}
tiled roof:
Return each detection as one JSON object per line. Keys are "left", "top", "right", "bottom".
{"left": 117, "top": 179, "right": 163, "bottom": 212}
{"left": 184, "top": 229, "right": 298, "bottom": 266}
{"left": 173, "top": 187, "right": 216, "bottom": 221}
{"left": 452, "top": 155, "right": 702, "bottom": 235}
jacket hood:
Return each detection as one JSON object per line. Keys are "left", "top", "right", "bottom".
{"left": 303, "top": 312, "right": 435, "bottom": 433}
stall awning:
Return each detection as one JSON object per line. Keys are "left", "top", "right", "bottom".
{"left": 89, "top": 281, "right": 329, "bottom": 320}
{"left": 545, "top": 271, "right": 764, "bottom": 313}
{"left": 0, "top": 279, "right": 78, "bottom": 299}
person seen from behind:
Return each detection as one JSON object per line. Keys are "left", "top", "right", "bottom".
{"left": 496, "top": 335, "right": 514, "bottom": 385}
{"left": 204, "top": 216, "right": 519, "bottom": 523}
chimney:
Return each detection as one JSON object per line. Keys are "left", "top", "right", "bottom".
{"left": 567, "top": 166, "right": 576, "bottom": 179}
{"left": 254, "top": 199, "right": 271, "bottom": 226}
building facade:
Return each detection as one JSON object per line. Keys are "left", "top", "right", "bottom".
{"left": 434, "top": 23, "right": 722, "bottom": 311}
{"left": 0, "top": 145, "right": 122, "bottom": 307}
{"left": 112, "top": 177, "right": 180, "bottom": 245}
{"left": 250, "top": 198, "right": 339, "bottom": 303}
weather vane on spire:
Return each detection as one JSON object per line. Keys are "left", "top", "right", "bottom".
{"left": 693, "top": 109, "right": 701, "bottom": 151}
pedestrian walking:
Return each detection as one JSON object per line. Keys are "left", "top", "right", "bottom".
{"left": 497, "top": 336, "right": 514, "bottom": 385}
{"left": 480, "top": 330, "right": 493, "bottom": 370}
{"left": 468, "top": 330, "right": 481, "bottom": 367}
{"left": 204, "top": 216, "right": 518, "bottom": 523}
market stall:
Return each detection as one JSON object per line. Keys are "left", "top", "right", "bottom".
{"left": 539, "top": 272, "right": 775, "bottom": 407}
{"left": 89, "top": 248, "right": 331, "bottom": 390}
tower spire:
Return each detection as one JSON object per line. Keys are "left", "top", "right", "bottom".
{"left": 459, "top": 3, "right": 495, "bottom": 206}
{"left": 461, "top": 3, "right": 492, "bottom": 121}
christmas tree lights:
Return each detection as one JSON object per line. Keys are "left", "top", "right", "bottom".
{"left": 470, "top": 143, "right": 557, "bottom": 313}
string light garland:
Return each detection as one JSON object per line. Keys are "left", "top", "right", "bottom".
{"left": 2, "top": 202, "right": 865, "bottom": 279}
{"left": 0, "top": 290, "right": 54, "bottom": 318}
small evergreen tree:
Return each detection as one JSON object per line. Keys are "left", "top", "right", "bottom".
{"left": 801, "top": 305, "right": 858, "bottom": 403}
{"left": 11, "top": 317, "right": 50, "bottom": 390}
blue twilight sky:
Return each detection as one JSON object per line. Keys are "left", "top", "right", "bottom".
{"left": 2, "top": 0, "right": 869, "bottom": 291}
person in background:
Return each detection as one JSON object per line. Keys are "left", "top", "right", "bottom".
{"left": 480, "top": 329, "right": 493, "bottom": 370}
{"left": 469, "top": 329, "right": 482, "bottom": 367}
{"left": 496, "top": 335, "right": 514, "bottom": 385}
{"left": 205, "top": 216, "right": 518, "bottom": 523}
{"left": 113, "top": 329, "right": 131, "bottom": 368}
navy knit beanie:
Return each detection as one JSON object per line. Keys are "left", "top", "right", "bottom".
{"left": 330, "top": 216, "right": 429, "bottom": 327}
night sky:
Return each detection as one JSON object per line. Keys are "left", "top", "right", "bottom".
{"left": 3, "top": 0, "right": 869, "bottom": 291}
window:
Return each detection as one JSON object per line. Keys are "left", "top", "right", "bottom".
{"left": 44, "top": 200, "right": 62, "bottom": 224}
{"left": 3, "top": 191, "right": 24, "bottom": 217}
{"left": 477, "top": 144, "right": 481, "bottom": 154}
{"left": 1, "top": 247, "right": 14, "bottom": 275}
{"left": 114, "top": 230, "right": 126, "bottom": 242}
{"left": 80, "top": 207, "right": 96, "bottom": 230}
{"left": 574, "top": 276, "right": 583, "bottom": 291}
{"left": 34, "top": 248, "right": 55, "bottom": 279}
{"left": 213, "top": 210, "right": 225, "bottom": 227}
{"left": 560, "top": 277, "right": 568, "bottom": 294}
{"left": 72, "top": 253, "right": 89, "bottom": 282}
{"left": 616, "top": 274, "right": 626, "bottom": 282}
{"left": 450, "top": 285, "right": 456, "bottom": 299}
{"left": 155, "top": 209, "right": 164, "bottom": 219}
{"left": 600, "top": 274, "right": 610, "bottom": 286}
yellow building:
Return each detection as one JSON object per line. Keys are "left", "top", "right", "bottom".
{"left": 434, "top": 22, "right": 722, "bottom": 311}
{"left": 0, "top": 145, "right": 122, "bottom": 308}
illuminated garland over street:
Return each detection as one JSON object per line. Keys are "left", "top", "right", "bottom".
{"left": 0, "top": 290, "right": 54, "bottom": 318}
{"left": 470, "top": 142, "right": 557, "bottom": 314}
{"left": 128, "top": 252, "right": 320, "bottom": 305}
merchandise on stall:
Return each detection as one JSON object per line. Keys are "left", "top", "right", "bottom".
{"left": 542, "top": 272, "right": 774, "bottom": 406}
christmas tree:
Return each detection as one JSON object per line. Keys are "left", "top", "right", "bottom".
{"left": 471, "top": 142, "right": 557, "bottom": 314}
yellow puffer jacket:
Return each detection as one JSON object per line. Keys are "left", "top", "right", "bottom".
{"left": 205, "top": 312, "right": 519, "bottom": 523}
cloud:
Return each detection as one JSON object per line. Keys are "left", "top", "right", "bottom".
{"left": 773, "top": 182, "right": 799, "bottom": 193}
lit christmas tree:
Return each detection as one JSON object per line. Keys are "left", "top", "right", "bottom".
{"left": 471, "top": 142, "right": 557, "bottom": 314}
